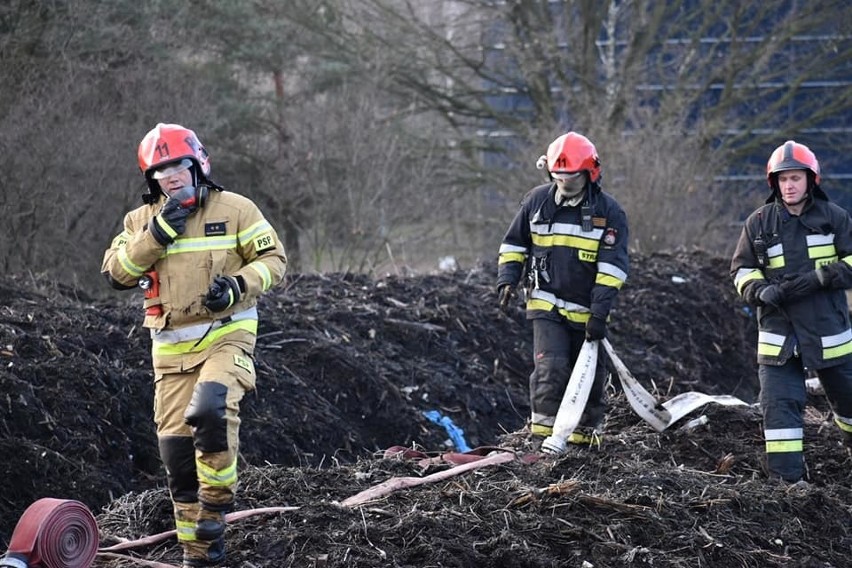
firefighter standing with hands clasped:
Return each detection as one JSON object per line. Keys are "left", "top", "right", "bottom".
{"left": 101, "top": 123, "right": 287, "bottom": 567}
{"left": 731, "top": 140, "right": 852, "bottom": 484}
{"left": 497, "top": 132, "right": 629, "bottom": 447}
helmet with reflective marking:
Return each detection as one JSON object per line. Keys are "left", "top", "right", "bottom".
{"left": 545, "top": 132, "right": 601, "bottom": 183}
{"left": 766, "top": 140, "right": 820, "bottom": 187}
{"left": 138, "top": 123, "right": 210, "bottom": 177}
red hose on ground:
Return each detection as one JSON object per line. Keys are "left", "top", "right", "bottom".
{"left": 1, "top": 498, "right": 98, "bottom": 568}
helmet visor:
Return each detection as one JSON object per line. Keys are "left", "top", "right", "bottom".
{"left": 151, "top": 158, "right": 193, "bottom": 179}
{"left": 551, "top": 172, "right": 583, "bottom": 182}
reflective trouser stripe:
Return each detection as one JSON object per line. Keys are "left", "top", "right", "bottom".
{"left": 765, "top": 439, "right": 803, "bottom": 453}
{"left": 530, "top": 423, "right": 553, "bottom": 436}
{"left": 759, "top": 362, "right": 806, "bottom": 480}
{"left": 176, "top": 519, "right": 197, "bottom": 542}
{"left": 197, "top": 456, "right": 238, "bottom": 487}
{"left": 835, "top": 417, "right": 852, "bottom": 433}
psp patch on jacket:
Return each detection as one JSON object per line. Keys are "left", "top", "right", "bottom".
{"left": 603, "top": 228, "right": 618, "bottom": 247}
{"left": 254, "top": 232, "right": 276, "bottom": 253}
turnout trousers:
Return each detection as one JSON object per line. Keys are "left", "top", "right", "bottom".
{"left": 153, "top": 343, "right": 256, "bottom": 555}
{"left": 529, "top": 318, "right": 608, "bottom": 436}
{"left": 759, "top": 356, "right": 852, "bottom": 482}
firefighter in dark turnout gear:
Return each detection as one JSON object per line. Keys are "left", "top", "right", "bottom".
{"left": 102, "top": 123, "right": 287, "bottom": 566}
{"left": 731, "top": 140, "right": 852, "bottom": 482}
{"left": 497, "top": 132, "right": 629, "bottom": 444}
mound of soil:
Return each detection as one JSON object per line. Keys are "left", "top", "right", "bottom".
{"left": 1, "top": 250, "right": 849, "bottom": 567}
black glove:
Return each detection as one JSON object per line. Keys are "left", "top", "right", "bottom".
{"left": 742, "top": 282, "right": 764, "bottom": 306}
{"left": 149, "top": 186, "right": 198, "bottom": 245}
{"left": 758, "top": 284, "right": 784, "bottom": 308}
{"left": 498, "top": 284, "right": 516, "bottom": 312}
{"left": 816, "top": 262, "right": 849, "bottom": 289}
{"left": 585, "top": 315, "right": 607, "bottom": 341}
{"left": 203, "top": 275, "right": 243, "bottom": 312}
{"left": 778, "top": 270, "right": 823, "bottom": 301}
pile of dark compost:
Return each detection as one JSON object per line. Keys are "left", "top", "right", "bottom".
{"left": 1, "top": 250, "right": 849, "bottom": 567}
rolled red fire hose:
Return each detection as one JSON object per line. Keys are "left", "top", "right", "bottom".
{"left": 1, "top": 498, "right": 98, "bottom": 568}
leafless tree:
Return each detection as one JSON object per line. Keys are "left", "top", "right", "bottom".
{"left": 314, "top": 0, "right": 852, "bottom": 252}
{"left": 0, "top": 0, "right": 849, "bottom": 289}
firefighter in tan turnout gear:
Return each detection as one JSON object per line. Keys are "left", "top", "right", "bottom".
{"left": 731, "top": 140, "right": 852, "bottom": 483}
{"left": 101, "top": 123, "right": 287, "bottom": 567}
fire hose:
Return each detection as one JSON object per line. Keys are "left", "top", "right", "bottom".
{"left": 0, "top": 498, "right": 98, "bottom": 568}
{"left": 0, "top": 498, "right": 301, "bottom": 568}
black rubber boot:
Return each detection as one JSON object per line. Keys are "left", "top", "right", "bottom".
{"left": 182, "top": 535, "right": 225, "bottom": 567}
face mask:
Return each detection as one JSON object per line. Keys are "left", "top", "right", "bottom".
{"left": 554, "top": 172, "right": 587, "bottom": 201}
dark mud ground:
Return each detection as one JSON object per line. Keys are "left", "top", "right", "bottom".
{"left": 0, "top": 250, "right": 850, "bottom": 567}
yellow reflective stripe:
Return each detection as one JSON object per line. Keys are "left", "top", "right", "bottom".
{"left": 248, "top": 262, "right": 273, "bottom": 291}
{"left": 835, "top": 417, "right": 852, "bottom": 433}
{"left": 530, "top": 423, "right": 552, "bottom": 436}
{"left": 527, "top": 299, "right": 555, "bottom": 312}
{"left": 527, "top": 299, "right": 591, "bottom": 323}
{"left": 176, "top": 519, "right": 197, "bottom": 542}
{"left": 842, "top": 256, "right": 852, "bottom": 267}
{"left": 117, "top": 248, "right": 146, "bottom": 278}
{"left": 822, "top": 328, "right": 852, "bottom": 360}
{"left": 595, "top": 273, "right": 624, "bottom": 289}
{"left": 167, "top": 235, "right": 237, "bottom": 255}
{"left": 531, "top": 233, "right": 600, "bottom": 251}
{"left": 824, "top": 341, "right": 852, "bottom": 360}
{"left": 152, "top": 308, "right": 257, "bottom": 344}
{"left": 757, "top": 343, "right": 783, "bottom": 357}
{"left": 597, "top": 262, "right": 628, "bottom": 282}
{"left": 767, "top": 256, "right": 785, "bottom": 269}
{"left": 766, "top": 440, "right": 803, "bottom": 453}
{"left": 735, "top": 269, "right": 764, "bottom": 295}
{"left": 152, "top": 319, "right": 257, "bottom": 356}
{"left": 806, "top": 234, "right": 834, "bottom": 259}
{"left": 238, "top": 219, "right": 273, "bottom": 247}
{"left": 808, "top": 245, "right": 836, "bottom": 259}
{"left": 757, "top": 331, "right": 785, "bottom": 357}
{"left": 156, "top": 216, "right": 179, "bottom": 239}
{"left": 499, "top": 253, "right": 526, "bottom": 264}
{"left": 197, "top": 456, "right": 238, "bottom": 487}
{"left": 567, "top": 432, "right": 597, "bottom": 444}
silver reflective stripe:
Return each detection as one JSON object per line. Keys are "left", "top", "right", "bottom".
{"left": 807, "top": 233, "right": 834, "bottom": 246}
{"left": 151, "top": 306, "right": 258, "bottom": 344}
{"left": 597, "top": 261, "right": 627, "bottom": 282}
{"left": 529, "top": 288, "right": 590, "bottom": 313}
{"left": 0, "top": 557, "right": 29, "bottom": 568}
{"left": 499, "top": 243, "right": 527, "bottom": 254}
{"left": 758, "top": 331, "right": 786, "bottom": 347}
{"left": 531, "top": 412, "right": 556, "bottom": 427}
{"left": 764, "top": 427, "right": 803, "bottom": 440}
{"left": 530, "top": 221, "right": 603, "bottom": 238}
{"left": 821, "top": 327, "right": 852, "bottom": 348}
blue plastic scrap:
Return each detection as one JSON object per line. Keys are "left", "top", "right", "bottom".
{"left": 423, "top": 410, "right": 472, "bottom": 452}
